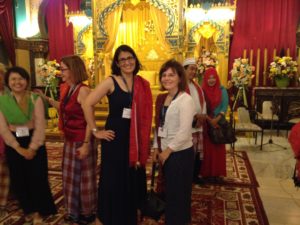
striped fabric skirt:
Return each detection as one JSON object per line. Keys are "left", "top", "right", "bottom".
{"left": 62, "top": 140, "right": 97, "bottom": 221}
{"left": 192, "top": 131, "right": 203, "bottom": 160}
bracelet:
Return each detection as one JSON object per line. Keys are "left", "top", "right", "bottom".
{"left": 92, "top": 127, "right": 98, "bottom": 133}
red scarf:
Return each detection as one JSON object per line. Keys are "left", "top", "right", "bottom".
{"left": 202, "top": 67, "right": 222, "bottom": 112}
{"left": 129, "top": 75, "right": 153, "bottom": 167}
{"left": 186, "top": 80, "right": 205, "bottom": 112}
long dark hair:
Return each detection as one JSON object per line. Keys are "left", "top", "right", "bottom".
{"left": 111, "top": 45, "right": 142, "bottom": 76}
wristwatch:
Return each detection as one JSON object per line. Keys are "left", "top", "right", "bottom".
{"left": 92, "top": 127, "right": 98, "bottom": 133}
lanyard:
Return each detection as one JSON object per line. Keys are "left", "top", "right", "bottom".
{"left": 121, "top": 76, "right": 134, "bottom": 107}
{"left": 64, "top": 84, "right": 77, "bottom": 105}
{"left": 160, "top": 90, "right": 180, "bottom": 127}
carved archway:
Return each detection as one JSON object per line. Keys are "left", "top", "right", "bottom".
{"left": 98, "top": 0, "right": 175, "bottom": 46}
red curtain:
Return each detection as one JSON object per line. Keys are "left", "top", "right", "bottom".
{"left": 0, "top": 0, "right": 15, "bottom": 65}
{"left": 229, "top": 0, "right": 299, "bottom": 86}
{"left": 46, "top": 0, "right": 81, "bottom": 61}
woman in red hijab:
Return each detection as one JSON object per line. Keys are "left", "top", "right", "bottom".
{"left": 201, "top": 68, "right": 229, "bottom": 182}
{"left": 288, "top": 122, "right": 300, "bottom": 186}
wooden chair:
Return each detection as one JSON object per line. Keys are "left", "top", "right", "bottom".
{"left": 233, "top": 107, "right": 264, "bottom": 150}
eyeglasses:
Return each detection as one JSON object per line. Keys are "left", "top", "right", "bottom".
{"left": 60, "top": 68, "right": 69, "bottom": 72}
{"left": 118, "top": 56, "right": 135, "bottom": 64}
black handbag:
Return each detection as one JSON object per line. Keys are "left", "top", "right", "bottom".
{"left": 207, "top": 115, "right": 237, "bottom": 144}
{"left": 141, "top": 162, "right": 165, "bottom": 221}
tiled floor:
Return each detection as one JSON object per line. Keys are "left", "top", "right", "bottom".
{"left": 233, "top": 130, "right": 300, "bottom": 225}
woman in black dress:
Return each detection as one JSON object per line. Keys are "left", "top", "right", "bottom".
{"left": 83, "top": 45, "right": 153, "bottom": 225}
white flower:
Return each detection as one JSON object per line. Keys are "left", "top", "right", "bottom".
{"left": 230, "top": 58, "right": 255, "bottom": 89}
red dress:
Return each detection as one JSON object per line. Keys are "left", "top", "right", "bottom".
{"left": 200, "top": 68, "right": 227, "bottom": 178}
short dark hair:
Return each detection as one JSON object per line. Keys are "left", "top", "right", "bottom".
{"left": 61, "top": 55, "right": 88, "bottom": 84}
{"left": 111, "top": 45, "right": 142, "bottom": 76}
{"left": 5, "top": 66, "right": 30, "bottom": 90}
{"left": 159, "top": 59, "right": 187, "bottom": 91}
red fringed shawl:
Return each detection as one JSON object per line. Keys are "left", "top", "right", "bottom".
{"left": 129, "top": 75, "right": 153, "bottom": 167}
{"left": 186, "top": 80, "right": 205, "bottom": 111}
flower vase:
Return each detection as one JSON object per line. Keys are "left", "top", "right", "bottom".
{"left": 275, "top": 77, "right": 290, "bottom": 88}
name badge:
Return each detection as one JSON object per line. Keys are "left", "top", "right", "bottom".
{"left": 16, "top": 126, "right": 30, "bottom": 137}
{"left": 158, "top": 127, "right": 167, "bottom": 138}
{"left": 122, "top": 108, "right": 131, "bottom": 119}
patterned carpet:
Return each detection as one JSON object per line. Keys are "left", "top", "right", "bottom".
{"left": 46, "top": 143, "right": 259, "bottom": 187}
{"left": 0, "top": 142, "right": 269, "bottom": 225}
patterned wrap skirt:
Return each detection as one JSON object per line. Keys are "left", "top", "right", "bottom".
{"left": 62, "top": 140, "right": 97, "bottom": 220}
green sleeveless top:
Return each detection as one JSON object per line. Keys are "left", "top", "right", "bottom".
{"left": 0, "top": 92, "right": 39, "bottom": 124}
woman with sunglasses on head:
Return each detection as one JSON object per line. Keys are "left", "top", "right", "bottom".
{"left": 46, "top": 55, "right": 97, "bottom": 225}
{"left": 83, "top": 45, "right": 153, "bottom": 225}
{"left": 0, "top": 66, "right": 57, "bottom": 224}
{"left": 152, "top": 59, "right": 196, "bottom": 225}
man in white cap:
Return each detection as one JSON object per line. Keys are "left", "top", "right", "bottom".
{"left": 183, "top": 58, "right": 207, "bottom": 185}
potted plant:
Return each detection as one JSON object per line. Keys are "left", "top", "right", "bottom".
{"left": 269, "top": 56, "right": 298, "bottom": 88}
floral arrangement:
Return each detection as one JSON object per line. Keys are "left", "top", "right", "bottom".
{"left": 228, "top": 58, "right": 255, "bottom": 89}
{"left": 197, "top": 50, "right": 218, "bottom": 72}
{"left": 228, "top": 58, "right": 255, "bottom": 109}
{"left": 196, "top": 50, "right": 218, "bottom": 84}
{"left": 37, "top": 60, "right": 60, "bottom": 99}
{"left": 269, "top": 56, "right": 298, "bottom": 80}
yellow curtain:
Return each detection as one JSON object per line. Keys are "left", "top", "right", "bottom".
{"left": 104, "top": 5, "right": 123, "bottom": 53}
{"left": 102, "top": 5, "right": 123, "bottom": 78}
{"left": 149, "top": 5, "right": 171, "bottom": 52}
{"left": 114, "top": 4, "right": 149, "bottom": 52}
{"left": 103, "top": 2, "right": 172, "bottom": 75}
